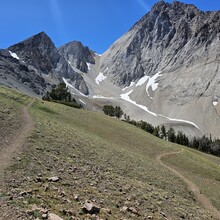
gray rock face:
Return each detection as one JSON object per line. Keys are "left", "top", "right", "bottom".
{"left": 0, "top": 49, "right": 47, "bottom": 95}
{"left": 8, "top": 32, "right": 59, "bottom": 75}
{"left": 58, "top": 41, "right": 95, "bottom": 73}
{"left": 6, "top": 32, "right": 90, "bottom": 95}
{"left": 100, "top": 1, "right": 220, "bottom": 86}
{"left": 55, "top": 55, "right": 89, "bottom": 95}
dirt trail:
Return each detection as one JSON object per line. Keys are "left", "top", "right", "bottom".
{"left": 157, "top": 149, "right": 220, "bottom": 220}
{"left": 0, "top": 99, "right": 34, "bottom": 219}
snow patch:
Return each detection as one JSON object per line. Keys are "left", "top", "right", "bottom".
{"left": 121, "top": 89, "right": 199, "bottom": 129}
{"left": 9, "top": 51, "right": 20, "bottom": 60}
{"left": 148, "top": 94, "right": 153, "bottom": 100}
{"left": 95, "top": 53, "right": 101, "bottom": 57}
{"left": 160, "top": 115, "right": 199, "bottom": 129}
{"left": 62, "top": 77, "right": 75, "bottom": 90}
{"left": 68, "top": 60, "right": 75, "bottom": 70}
{"left": 213, "top": 101, "right": 218, "bottom": 106}
{"left": 86, "top": 63, "right": 91, "bottom": 71}
{"left": 146, "top": 71, "right": 162, "bottom": 92}
{"left": 93, "top": 95, "right": 113, "bottom": 99}
{"left": 120, "top": 90, "right": 157, "bottom": 117}
{"left": 95, "top": 72, "right": 107, "bottom": 85}
{"left": 135, "top": 71, "right": 162, "bottom": 99}
{"left": 136, "top": 75, "right": 149, "bottom": 87}
{"left": 136, "top": 71, "right": 162, "bottom": 91}
{"left": 146, "top": 90, "right": 153, "bottom": 100}
{"left": 62, "top": 77, "right": 86, "bottom": 97}
{"left": 79, "top": 99, "right": 86, "bottom": 105}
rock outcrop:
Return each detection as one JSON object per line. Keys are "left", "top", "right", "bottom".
{"left": 58, "top": 41, "right": 95, "bottom": 73}
{"left": 0, "top": 49, "right": 47, "bottom": 95}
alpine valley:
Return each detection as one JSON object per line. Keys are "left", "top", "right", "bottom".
{"left": 1, "top": 1, "right": 220, "bottom": 138}
{"left": 1, "top": 1, "right": 220, "bottom": 220}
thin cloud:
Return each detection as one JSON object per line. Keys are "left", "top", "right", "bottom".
{"left": 49, "top": 0, "right": 67, "bottom": 41}
{"left": 136, "top": 0, "right": 150, "bottom": 11}
{"left": 49, "top": 0, "right": 63, "bottom": 25}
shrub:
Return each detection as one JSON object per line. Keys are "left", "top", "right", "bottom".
{"left": 102, "top": 105, "right": 123, "bottom": 119}
{"left": 42, "top": 83, "right": 82, "bottom": 109}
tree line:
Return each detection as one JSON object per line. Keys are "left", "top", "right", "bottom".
{"left": 103, "top": 105, "right": 220, "bottom": 157}
{"left": 124, "top": 117, "right": 220, "bottom": 157}
{"left": 42, "top": 83, "right": 82, "bottom": 109}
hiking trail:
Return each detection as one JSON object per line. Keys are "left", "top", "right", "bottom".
{"left": 157, "top": 149, "right": 220, "bottom": 219}
{"left": 0, "top": 99, "right": 34, "bottom": 219}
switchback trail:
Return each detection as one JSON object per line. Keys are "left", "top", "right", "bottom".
{"left": 0, "top": 99, "right": 34, "bottom": 219}
{"left": 156, "top": 149, "right": 220, "bottom": 220}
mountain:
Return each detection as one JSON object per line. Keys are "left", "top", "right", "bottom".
{"left": 83, "top": 1, "right": 220, "bottom": 138}
{"left": 100, "top": 1, "right": 220, "bottom": 86}
{"left": 8, "top": 32, "right": 60, "bottom": 76}
{"left": 1, "top": 1, "right": 220, "bottom": 138}
{"left": 2, "top": 32, "right": 90, "bottom": 95}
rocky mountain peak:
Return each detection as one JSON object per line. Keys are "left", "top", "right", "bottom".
{"left": 101, "top": 0, "right": 220, "bottom": 87}
{"left": 152, "top": 1, "right": 198, "bottom": 11}
{"left": 9, "top": 31, "right": 56, "bottom": 56}
{"left": 135, "top": 1, "right": 201, "bottom": 30}
{"left": 5, "top": 32, "right": 90, "bottom": 95}
{"left": 151, "top": 0, "right": 169, "bottom": 10}
{"left": 8, "top": 31, "right": 60, "bottom": 75}
{"left": 58, "top": 41, "right": 95, "bottom": 73}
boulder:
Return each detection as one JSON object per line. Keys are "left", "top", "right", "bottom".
{"left": 47, "top": 176, "right": 60, "bottom": 182}
{"left": 48, "top": 213, "right": 64, "bottom": 220}
{"left": 81, "top": 201, "right": 100, "bottom": 215}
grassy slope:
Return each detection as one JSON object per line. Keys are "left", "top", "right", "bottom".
{"left": 0, "top": 87, "right": 32, "bottom": 217}
{"left": 1, "top": 86, "right": 220, "bottom": 220}
{"left": 0, "top": 87, "right": 29, "bottom": 142}
{"left": 163, "top": 148, "right": 220, "bottom": 211}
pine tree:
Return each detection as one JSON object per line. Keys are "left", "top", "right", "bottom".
{"left": 115, "top": 106, "right": 124, "bottom": 119}
{"left": 43, "top": 83, "right": 72, "bottom": 102}
{"left": 102, "top": 105, "right": 115, "bottom": 116}
{"left": 167, "top": 128, "right": 176, "bottom": 143}
{"left": 161, "top": 125, "right": 167, "bottom": 139}
{"left": 153, "top": 126, "right": 160, "bottom": 137}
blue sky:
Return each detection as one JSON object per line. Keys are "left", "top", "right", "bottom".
{"left": 0, "top": 0, "right": 219, "bottom": 53}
